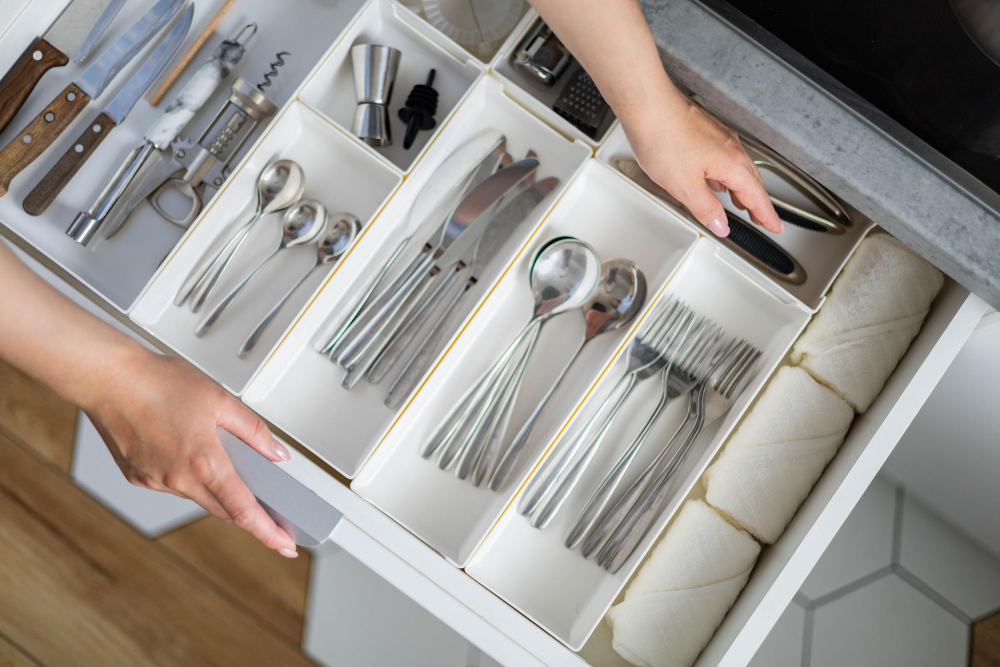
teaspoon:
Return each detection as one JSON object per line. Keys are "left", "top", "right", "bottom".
{"left": 194, "top": 199, "right": 327, "bottom": 336}
{"left": 176, "top": 159, "right": 306, "bottom": 311}
{"left": 238, "top": 213, "right": 360, "bottom": 358}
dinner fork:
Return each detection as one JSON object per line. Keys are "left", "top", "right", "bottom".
{"left": 518, "top": 298, "right": 690, "bottom": 526}
{"left": 563, "top": 320, "right": 722, "bottom": 549}
{"left": 595, "top": 340, "right": 761, "bottom": 572}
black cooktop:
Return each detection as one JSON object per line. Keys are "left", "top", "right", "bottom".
{"left": 718, "top": 0, "right": 1000, "bottom": 197}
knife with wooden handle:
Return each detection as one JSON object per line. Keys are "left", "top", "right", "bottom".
{"left": 0, "top": 0, "right": 183, "bottom": 197}
{"left": 22, "top": 5, "right": 193, "bottom": 216}
{"left": 0, "top": 0, "right": 126, "bottom": 136}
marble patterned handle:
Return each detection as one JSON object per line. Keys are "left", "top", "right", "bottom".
{"left": 145, "top": 37, "right": 246, "bottom": 149}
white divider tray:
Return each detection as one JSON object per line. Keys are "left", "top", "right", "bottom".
{"left": 465, "top": 239, "right": 810, "bottom": 650}
{"left": 131, "top": 102, "right": 401, "bottom": 392}
{"left": 242, "top": 74, "right": 591, "bottom": 478}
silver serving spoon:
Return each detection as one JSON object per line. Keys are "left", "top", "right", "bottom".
{"left": 238, "top": 213, "right": 360, "bottom": 358}
{"left": 194, "top": 199, "right": 327, "bottom": 336}
{"left": 176, "top": 159, "right": 306, "bottom": 311}
{"left": 432, "top": 237, "right": 602, "bottom": 471}
{"left": 487, "top": 259, "right": 647, "bottom": 490}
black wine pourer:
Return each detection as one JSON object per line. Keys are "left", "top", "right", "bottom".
{"left": 398, "top": 69, "right": 439, "bottom": 150}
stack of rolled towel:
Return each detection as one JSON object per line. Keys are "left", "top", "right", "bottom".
{"left": 607, "top": 234, "right": 944, "bottom": 667}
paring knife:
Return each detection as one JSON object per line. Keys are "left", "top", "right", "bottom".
{"left": 337, "top": 160, "right": 539, "bottom": 387}
{"left": 0, "top": 0, "right": 184, "bottom": 197}
{"left": 22, "top": 5, "right": 194, "bottom": 216}
{"left": 612, "top": 158, "right": 806, "bottom": 284}
{"left": 0, "top": 0, "right": 127, "bottom": 136}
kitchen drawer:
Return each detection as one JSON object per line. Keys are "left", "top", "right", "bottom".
{"left": 0, "top": 1, "right": 989, "bottom": 666}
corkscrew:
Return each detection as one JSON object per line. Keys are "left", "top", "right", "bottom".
{"left": 147, "top": 53, "right": 290, "bottom": 228}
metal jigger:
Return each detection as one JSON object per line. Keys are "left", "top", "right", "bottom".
{"left": 351, "top": 44, "right": 401, "bottom": 147}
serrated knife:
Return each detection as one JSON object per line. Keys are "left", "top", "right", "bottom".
{"left": 0, "top": 0, "right": 127, "bottom": 136}
{"left": 0, "top": 0, "right": 184, "bottom": 197}
{"left": 22, "top": 4, "right": 193, "bottom": 216}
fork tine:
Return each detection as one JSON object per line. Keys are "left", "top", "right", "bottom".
{"left": 689, "top": 325, "right": 722, "bottom": 376}
{"left": 639, "top": 298, "right": 679, "bottom": 345}
{"left": 672, "top": 316, "right": 708, "bottom": 369}
{"left": 720, "top": 342, "right": 754, "bottom": 391}
{"left": 660, "top": 307, "right": 694, "bottom": 353}
{"left": 725, "top": 348, "right": 761, "bottom": 398}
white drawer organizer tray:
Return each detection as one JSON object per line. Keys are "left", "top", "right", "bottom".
{"left": 0, "top": 2, "right": 989, "bottom": 667}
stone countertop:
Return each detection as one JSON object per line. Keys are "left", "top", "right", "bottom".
{"left": 639, "top": 0, "right": 1000, "bottom": 309}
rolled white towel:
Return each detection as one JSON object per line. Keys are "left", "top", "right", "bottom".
{"left": 702, "top": 366, "right": 854, "bottom": 544}
{"left": 791, "top": 234, "right": 943, "bottom": 413}
{"left": 605, "top": 500, "right": 760, "bottom": 667}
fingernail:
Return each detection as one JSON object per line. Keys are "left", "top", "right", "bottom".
{"left": 777, "top": 218, "right": 786, "bottom": 233}
{"left": 706, "top": 216, "right": 730, "bottom": 238}
{"left": 279, "top": 548, "right": 298, "bottom": 559}
{"left": 273, "top": 438, "right": 291, "bottom": 461}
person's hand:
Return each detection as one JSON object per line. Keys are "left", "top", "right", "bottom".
{"left": 83, "top": 348, "right": 299, "bottom": 558}
{"left": 622, "top": 92, "right": 783, "bottom": 238}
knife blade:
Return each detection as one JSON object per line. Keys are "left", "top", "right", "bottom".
{"left": 0, "top": 0, "right": 184, "bottom": 197}
{"left": 337, "top": 160, "right": 539, "bottom": 385}
{"left": 0, "top": 0, "right": 127, "bottom": 135}
{"left": 23, "top": 5, "right": 194, "bottom": 217}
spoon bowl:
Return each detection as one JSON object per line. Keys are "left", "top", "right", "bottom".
{"left": 259, "top": 159, "right": 306, "bottom": 216}
{"left": 528, "top": 237, "right": 602, "bottom": 319}
{"left": 581, "top": 259, "right": 647, "bottom": 341}
{"left": 278, "top": 199, "right": 328, "bottom": 250}
{"left": 317, "top": 213, "right": 361, "bottom": 263}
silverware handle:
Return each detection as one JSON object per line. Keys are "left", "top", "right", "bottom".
{"left": 239, "top": 261, "right": 319, "bottom": 358}
{"left": 337, "top": 251, "right": 436, "bottom": 368}
{"left": 457, "top": 323, "right": 540, "bottom": 480}
{"left": 518, "top": 372, "right": 632, "bottom": 518}
{"left": 175, "top": 217, "right": 256, "bottom": 307}
{"left": 367, "top": 264, "right": 463, "bottom": 385}
{"left": 419, "top": 317, "right": 537, "bottom": 460}
{"left": 320, "top": 237, "right": 410, "bottom": 356}
{"left": 490, "top": 337, "right": 586, "bottom": 491}
{"left": 194, "top": 248, "right": 279, "bottom": 336}
{"left": 581, "top": 410, "right": 693, "bottom": 559}
{"left": 528, "top": 380, "right": 635, "bottom": 529}
{"left": 599, "top": 415, "right": 704, "bottom": 572}
{"left": 472, "top": 326, "right": 539, "bottom": 486}
{"left": 191, "top": 214, "right": 265, "bottom": 313}
{"left": 384, "top": 280, "right": 469, "bottom": 410}
{"left": 566, "top": 376, "right": 675, "bottom": 549}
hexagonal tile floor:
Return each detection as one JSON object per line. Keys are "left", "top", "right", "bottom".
{"left": 750, "top": 473, "right": 1000, "bottom": 666}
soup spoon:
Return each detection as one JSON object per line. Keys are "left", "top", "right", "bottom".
{"left": 487, "top": 259, "right": 647, "bottom": 490}
{"left": 430, "top": 237, "right": 601, "bottom": 471}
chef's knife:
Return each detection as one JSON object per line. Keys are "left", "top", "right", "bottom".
{"left": 0, "top": 0, "right": 127, "bottom": 136}
{"left": 338, "top": 160, "right": 539, "bottom": 386}
{"left": 22, "top": 4, "right": 193, "bottom": 216}
{"left": 0, "top": 0, "right": 184, "bottom": 196}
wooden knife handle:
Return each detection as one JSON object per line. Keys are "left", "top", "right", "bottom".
{"left": 22, "top": 112, "right": 116, "bottom": 216}
{"left": 0, "top": 38, "right": 69, "bottom": 136}
{"left": 0, "top": 83, "right": 90, "bottom": 197}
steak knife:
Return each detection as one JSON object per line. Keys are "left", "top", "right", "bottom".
{"left": 337, "top": 159, "right": 539, "bottom": 386}
{"left": 22, "top": 4, "right": 193, "bottom": 216}
{"left": 0, "top": 0, "right": 184, "bottom": 196}
{"left": 0, "top": 0, "right": 127, "bottom": 136}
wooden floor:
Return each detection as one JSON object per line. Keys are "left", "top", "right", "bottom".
{"left": 0, "top": 359, "right": 316, "bottom": 666}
